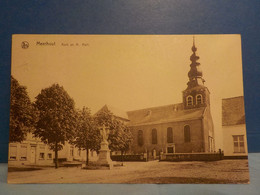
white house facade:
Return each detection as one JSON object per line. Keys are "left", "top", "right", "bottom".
{"left": 222, "top": 96, "right": 248, "bottom": 158}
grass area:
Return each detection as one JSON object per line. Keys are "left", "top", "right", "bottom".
{"left": 8, "top": 167, "right": 43, "bottom": 172}
{"left": 82, "top": 165, "right": 108, "bottom": 170}
{"left": 81, "top": 161, "right": 123, "bottom": 170}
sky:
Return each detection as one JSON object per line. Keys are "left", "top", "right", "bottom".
{"left": 11, "top": 34, "right": 244, "bottom": 149}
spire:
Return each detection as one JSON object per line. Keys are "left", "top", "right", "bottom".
{"left": 192, "top": 36, "right": 196, "bottom": 51}
{"left": 187, "top": 37, "right": 205, "bottom": 88}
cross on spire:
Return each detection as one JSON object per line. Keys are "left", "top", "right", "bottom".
{"left": 187, "top": 36, "right": 205, "bottom": 88}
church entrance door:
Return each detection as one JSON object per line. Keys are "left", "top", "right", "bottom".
{"left": 167, "top": 145, "right": 175, "bottom": 154}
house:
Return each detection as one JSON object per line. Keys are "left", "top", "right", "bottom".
{"left": 8, "top": 133, "right": 99, "bottom": 166}
{"left": 8, "top": 133, "right": 54, "bottom": 166}
{"left": 222, "top": 96, "right": 248, "bottom": 159}
{"left": 95, "top": 104, "right": 130, "bottom": 124}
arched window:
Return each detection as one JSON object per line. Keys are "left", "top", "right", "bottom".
{"left": 152, "top": 129, "right": 157, "bottom": 144}
{"left": 186, "top": 95, "right": 193, "bottom": 106}
{"left": 196, "top": 94, "right": 203, "bottom": 105}
{"left": 167, "top": 127, "right": 173, "bottom": 143}
{"left": 184, "top": 125, "right": 191, "bottom": 142}
{"left": 138, "top": 130, "right": 144, "bottom": 146}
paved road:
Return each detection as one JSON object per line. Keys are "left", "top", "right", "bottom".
{"left": 8, "top": 160, "right": 250, "bottom": 184}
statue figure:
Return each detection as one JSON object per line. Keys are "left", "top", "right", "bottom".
{"left": 97, "top": 124, "right": 113, "bottom": 167}
{"left": 100, "top": 124, "right": 109, "bottom": 143}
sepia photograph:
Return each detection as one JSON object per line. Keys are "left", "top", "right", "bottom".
{"left": 8, "top": 34, "right": 249, "bottom": 184}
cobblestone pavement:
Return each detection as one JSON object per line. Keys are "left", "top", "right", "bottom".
{"left": 8, "top": 159, "right": 250, "bottom": 184}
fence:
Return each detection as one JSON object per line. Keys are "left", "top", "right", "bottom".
{"left": 111, "top": 154, "right": 147, "bottom": 162}
{"left": 160, "top": 151, "right": 224, "bottom": 162}
{"left": 111, "top": 151, "right": 224, "bottom": 162}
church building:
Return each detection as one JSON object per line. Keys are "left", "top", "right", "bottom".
{"left": 127, "top": 40, "right": 215, "bottom": 156}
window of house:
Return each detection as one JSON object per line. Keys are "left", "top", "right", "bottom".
{"left": 233, "top": 135, "right": 245, "bottom": 153}
{"left": 20, "top": 145, "right": 27, "bottom": 161}
{"left": 138, "top": 130, "right": 144, "bottom": 146}
{"left": 184, "top": 125, "right": 191, "bottom": 142}
{"left": 78, "top": 149, "right": 81, "bottom": 156}
{"left": 39, "top": 153, "right": 45, "bottom": 159}
{"left": 48, "top": 153, "right": 52, "bottom": 159}
{"left": 167, "top": 127, "right": 173, "bottom": 143}
{"left": 152, "top": 129, "right": 157, "bottom": 144}
{"left": 9, "top": 145, "right": 17, "bottom": 160}
{"left": 186, "top": 96, "right": 193, "bottom": 106}
{"left": 196, "top": 94, "right": 203, "bottom": 105}
{"left": 91, "top": 150, "right": 94, "bottom": 157}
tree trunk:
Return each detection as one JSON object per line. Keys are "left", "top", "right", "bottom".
{"left": 121, "top": 150, "right": 124, "bottom": 166}
{"left": 86, "top": 148, "right": 89, "bottom": 166}
{"left": 55, "top": 142, "right": 58, "bottom": 169}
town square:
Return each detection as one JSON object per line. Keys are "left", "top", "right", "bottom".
{"left": 8, "top": 35, "right": 249, "bottom": 184}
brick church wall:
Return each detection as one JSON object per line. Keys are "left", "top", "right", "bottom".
{"left": 129, "top": 118, "right": 205, "bottom": 155}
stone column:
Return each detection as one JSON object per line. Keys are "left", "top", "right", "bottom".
{"left": 97, "top": 125, "right": 113, "bottom": 167}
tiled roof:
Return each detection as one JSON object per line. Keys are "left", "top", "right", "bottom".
{"left": 222, "top": 96, "right": 245, "bottom": 126}
{"left": 127, "top": 103, "right": 206, "bottom": 126}
{"left": 95, "top": 104, "right": 129, "bottom": 120}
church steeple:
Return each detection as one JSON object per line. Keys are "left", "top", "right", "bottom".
{"left": 187, "top": 37, "right": 205, "bottom": 89}
{"left": 183, "top": 37, "right": 210, "bottom": 110}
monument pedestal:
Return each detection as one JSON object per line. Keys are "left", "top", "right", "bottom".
{"left": 97, "top": 141, "right": 113, "bottom": 168}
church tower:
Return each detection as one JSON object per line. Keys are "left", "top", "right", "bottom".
{"left": 183, "top": 38, "right": 210, "bottom": 110}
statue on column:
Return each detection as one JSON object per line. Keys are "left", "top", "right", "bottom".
{"left": 100, "top": 124, "right": 109, "bottom": 143}
{"left": 97, "top": 124, "right": 113, "bottom": 167}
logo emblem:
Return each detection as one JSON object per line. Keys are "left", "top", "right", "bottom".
{"left": 21, "top": 41, "right": 29, "bottom": 49}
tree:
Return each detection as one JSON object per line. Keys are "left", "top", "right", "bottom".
{"left": 94, "top": 109, "right": 132, "bottom": 161}
{"left": 119, "top": 127, "right": 133, "bottom": 162}
{"left": 9, "top": 76, "right": 36, "bottom": 142}
{"left": 107, "top": 120, "right": 132, "bottom": 153}
{"left": 34, "top": 84, "right": 76, "bottom": 168}
{"left": 73, "top": 107, "right": 100, "bottom": 165}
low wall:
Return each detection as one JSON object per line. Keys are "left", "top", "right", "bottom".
{"left": 160, "top": 152, "right": 224, "bottom": 162}
{"left": 111, "top": 154, "right": 147, "bottom": 162}
{"left": 224, "top": 155, "right": 248, "bottom": 160}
